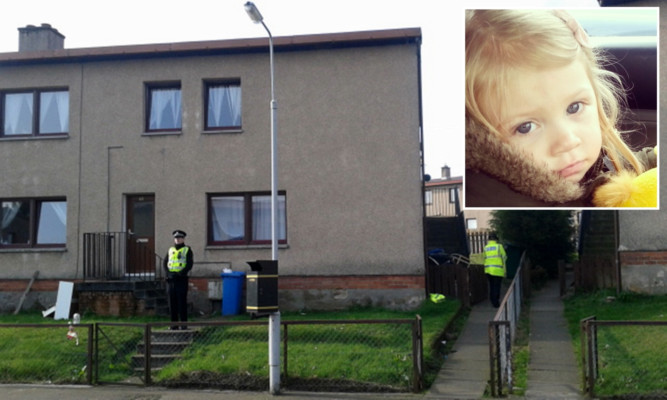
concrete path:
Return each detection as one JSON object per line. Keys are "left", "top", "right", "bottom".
{"left": 523, "top": 280, "right": 583, "bottom": 400}
{"left": 426, "top": 278, "right": 584, "bottom": 400}
{"left": 425, "top": 300, "right": 497, "bottom": 399}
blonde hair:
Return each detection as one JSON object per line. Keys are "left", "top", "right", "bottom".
{"left": 465, "top": 9, "right": 643, "bottom": 175}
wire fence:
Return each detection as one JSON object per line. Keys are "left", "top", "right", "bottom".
{"left": 0, "top": 323, "right": 94, "bottom": 385}
{"left": 580, "top": 318, "right": 667, "bottom": 399}
{"left": 0, "top": 318, "right": 422, "bottom": 393}
{"left": 488, "top": 252, "right": 531, "bottom": 397}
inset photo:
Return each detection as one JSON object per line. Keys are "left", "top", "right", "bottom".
{"left": 464, "top": 8, "right": 658, "bottom": 208}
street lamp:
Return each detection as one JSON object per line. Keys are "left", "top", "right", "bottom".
{"left": 244, "top": 1, "right": 280, "bottom": 395}
{"left": 245, "top": 1, "right": 278, "bottom": 261}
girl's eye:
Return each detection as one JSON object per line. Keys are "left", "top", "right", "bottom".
{"left": 515, "top": 122, "right": 534, "bottom": 135}
{"left": 567, "top": 102, "right": 582, "bottom": 114}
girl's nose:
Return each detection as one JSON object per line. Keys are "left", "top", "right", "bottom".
{"left": 552, "top": 122, "right": 581, "bottom": 154}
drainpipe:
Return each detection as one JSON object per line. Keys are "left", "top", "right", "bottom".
{"left": 106, "top": 146, "right": 123, "bottom": 232}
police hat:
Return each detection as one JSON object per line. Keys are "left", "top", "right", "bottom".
{"left": 172, "top": 230, "right": 187, "bottom": 238}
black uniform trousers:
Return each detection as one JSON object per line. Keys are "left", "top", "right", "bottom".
{"left": 487, "top": 274, "right": 502, "bottom": 308}
{"left": 167, "top": 277, "right": 188, "bottom": 329}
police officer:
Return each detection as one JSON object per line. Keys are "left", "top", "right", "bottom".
{"left": 163, "top": 230, "right": 193, "bottom": 330}
{"left": 484, "top": 232, "right": 506, "bottom": 308}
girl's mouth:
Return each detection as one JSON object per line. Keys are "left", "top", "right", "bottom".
{"left": 558, "top": 161, "right": 585, "bottom": 180}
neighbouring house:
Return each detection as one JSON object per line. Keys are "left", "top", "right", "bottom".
{"left": 0, "top": 24, "right": 426, "bottom": 315}
{"left": 424, "top": 166, "right": 461, "bottom": 218}
{"left": 579, "top": 209, "right": 667, "bottom": 295}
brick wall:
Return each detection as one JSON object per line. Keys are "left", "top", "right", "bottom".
{"left": 620, "top": 251, "right": 667, "bottom": 265}
{"left": 279, "top": 275, "right": 425, "bottom": 290}
{"left": 77, "top": 291, "right": 150, "bottom": 317}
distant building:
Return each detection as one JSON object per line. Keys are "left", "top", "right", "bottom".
{"left": 425, "top": 165, "right": 490, "bottom": 230}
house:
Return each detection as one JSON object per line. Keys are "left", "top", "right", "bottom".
{"left": 0, "top": 25, "right": 426, "bottom": 314}
{"left": 579, "top": 209, "right": 667, "bottom": 295}
{"left": 425, "top": 166, "right": 461, "bottom": 218}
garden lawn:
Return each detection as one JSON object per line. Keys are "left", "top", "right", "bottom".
{"left": 563, "top": 290, "right": 667, "bottom": 397}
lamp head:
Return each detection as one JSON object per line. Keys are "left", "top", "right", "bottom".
{"left": 244, "top": 1, "right": 264, "bottom": 24}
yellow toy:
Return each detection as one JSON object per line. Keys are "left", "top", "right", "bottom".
{"left": 593, "top": 163, "right": 657, "bottom": 208}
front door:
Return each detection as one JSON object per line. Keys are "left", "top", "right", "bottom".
{"left": 126, "top": 195, "right": 155, "bottom": 275}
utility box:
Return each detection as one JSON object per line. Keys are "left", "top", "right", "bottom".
{"left": 246, "top": 260, "right": 278, "bottom": 316}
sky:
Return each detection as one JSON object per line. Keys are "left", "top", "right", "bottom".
{"left": 0, "top": 0, "right": 609, "bottom": 179}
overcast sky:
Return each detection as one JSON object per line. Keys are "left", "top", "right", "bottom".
{"left": 0, "top": 0, "right": 613, "bottom": 179}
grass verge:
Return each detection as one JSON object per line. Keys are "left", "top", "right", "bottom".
{"left": 0, "top": 298, "right": 462, "bottom": 391}
{"left": 563, "top": 290, "right": 667, "bottom": 398}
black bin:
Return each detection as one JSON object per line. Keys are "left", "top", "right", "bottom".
{"left": 246, "top": 260, "right": 278, "bottom": 316}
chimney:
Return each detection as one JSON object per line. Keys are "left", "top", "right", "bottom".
{"left": 18, "top": 24, "right": 65, "bottom": 52}
{"left": 441, "top": 165, "right": 451, "bottom": 179}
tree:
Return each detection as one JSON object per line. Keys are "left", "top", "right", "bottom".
{"left": 489, "top": 210, "right": 576, "bottom": 277}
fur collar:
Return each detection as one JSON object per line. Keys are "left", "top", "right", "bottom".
{"left": 465, "top": 117, "right": 584, "bottom": 204}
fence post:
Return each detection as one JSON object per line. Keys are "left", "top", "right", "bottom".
{"left": 412, "top": 316, "right": 424, "bottom": 393}
{"left": 585, "top": 317, "right": 597, "bottom": 397}
{"left": 488, "top": 322, "right": 498, "bottom": 397}
{"left": 144, "top": 325, "right": 152, "bottom": 386}
{"left": 462, "top": 265, "right": 471, "bottom": 308}
{"left": 503, "top": 322, "right": 512, "bottom": 394}
{"left": 283, "top": 323, "right": 288, "bottom": 387}
{"left": 86, "top": 324, "right": 94, "bottom": 385}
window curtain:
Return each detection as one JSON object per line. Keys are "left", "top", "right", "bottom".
{"left": 36, "top": 201, "right": 67, "bottom": 244}
{"left": 149, "top": 88, "right": 181, "bottom": 130}
{"left": 1, "top": 201, "right": 21, "bottom": 230}
{"left": 1, "top": 201, "right": 29, "bottom": 244}
{"left": 39, "top": 91, "right": 69, "bottom": 134}
{"left": 208, "top": 85, "right": 241, "bottom": 128}
{"left": 252, "top": 195, "right": 286, "bottom": 241}
{"left": 4, "top": 93, "right": 33, "bottom": 135}
{"left": 211, "top": 197, "right": 245, "bottom": 241}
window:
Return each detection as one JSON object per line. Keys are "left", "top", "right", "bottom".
{"left": 1, "top": 198, "right": 67, "bottom": 248}
{"left": 449, "top": 188, "right": 458, "bottom": 203}
{"left": 208, "top": 192, "right": 286, "bottom": 245}
{"left": 424, "top": 190, "right": 433, "bottom": 205}
{"left": 466, "top": 218, "right": 478, "bottom": 230}
{"left": 146, "top": 83, "right": 181, "bottom": 132}
{"left": 2, "top": 89, "right": 69, "bottom": 137}
{"left": 205, "top": 80, "right": 242, "bottom": 130}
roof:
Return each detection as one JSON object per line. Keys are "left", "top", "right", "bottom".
{"left": 0, "top": 27, "right": 422, "bottom": 66}
{"left": 426, "top": 176, "right": 463, "bottom": 188}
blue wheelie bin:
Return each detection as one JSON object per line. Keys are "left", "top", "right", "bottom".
{"left": 221, "top": 271, "right": 246, "bottom": 315}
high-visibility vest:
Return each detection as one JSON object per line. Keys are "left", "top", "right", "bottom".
{"left": 167, "top": 246, "right": 189, "bottom": 272}
{"left": 484, "top": 241, "right": 506, "bottom": 277}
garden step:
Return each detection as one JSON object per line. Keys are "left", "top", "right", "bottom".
{"left": 151, "top": 329, "right": 196, "bottom": 343}
{"left": 132, "top": 354, "right": 182, "bottom": 369}
{"left": 133, "top": 328, "right": 197, "bottom": 372}
{"left": 136, "top": 342, "right": 190, "bottom": 355}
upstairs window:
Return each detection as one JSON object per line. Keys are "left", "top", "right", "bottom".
{"left": 205, "top": 81, "right": 242, "bottom": 131}
{"left": 424, "top": 190, "right": 433, "bottom": 205}
{"left": 2, "top": 89, "right": 69, "bottom": 137}
{"left": 146, "top": 83, "right": 181, "bottom": 132}
{"left": 1, "top": 198, "right": 67, "bottom": 248}
{"left": 208, "top": 192, "right": 286, "bottom": 245}
{"left": 449, "top": 188, "right": 458, "bottom": 203}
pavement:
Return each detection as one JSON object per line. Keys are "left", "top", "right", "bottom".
{"left": 2, "top": 278, "right": 585, "bottom": 400}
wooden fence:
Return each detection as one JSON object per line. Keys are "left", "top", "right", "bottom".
{"left": 426, "top": 261, "right": 487, "bottom": 308}
{"left": 467, "top": 230, "right": 490, "bottom": 254}
{"left": 573, "top": 256, "right": 617, "bottom": 291}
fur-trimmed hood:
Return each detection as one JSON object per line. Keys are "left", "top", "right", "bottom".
{"left": 465, "top": 116, "right": 588, "bottom": 207}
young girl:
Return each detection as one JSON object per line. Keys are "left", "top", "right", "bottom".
{"left": 465, "top": 9, "right": 657, "bottom": 207}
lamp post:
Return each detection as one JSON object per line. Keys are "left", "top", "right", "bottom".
{"left": 244, "top": 1, "right": 280, "bottom": 395}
